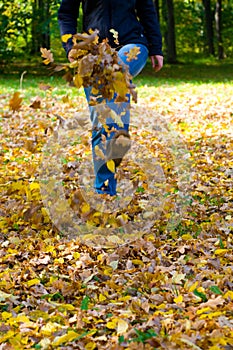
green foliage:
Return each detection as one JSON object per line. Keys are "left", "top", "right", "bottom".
{"left": 0, "top": 0, "right": 61, "bottom": 61}
{"left": 0, "top": 0, "right": 233, "bottom": 62}
{"left": 81, "top": 296, "right": 90, "bottom": 310}
{"left": 130, "top": 328, "right": 158, "bottom": 343}
{"left": 222, "top": 1, "right": 233, "bottom": 57}
{"left": 174, "top": 0, "right": 204, "bottom": 57}
{"left": 0, "top": 0, "right": 32, "bottom": 59}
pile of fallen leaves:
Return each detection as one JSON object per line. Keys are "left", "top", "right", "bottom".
{"left": 0, "top": 74, "right": 232, "bottom": 349}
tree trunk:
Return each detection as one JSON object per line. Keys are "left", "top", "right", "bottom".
{"left": 41, "top": 0, "right": 50, "bottom": 48}
{"left": 202, "top": 0, "right": 215, "bottom": 55}
{"left": 31, "top": 0, "right": 50, "bottom": 54}
{"left": 215, "top": 0, "right": 224, "bottom": 59}
{"left": 162, "top": 0, "right": 177, "bottom": 63}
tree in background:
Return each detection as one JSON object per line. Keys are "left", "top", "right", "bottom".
{"left": 215, "top": 0, "right": 224, "bottom": 59}
{"left": 0, "top": 0, "right": 32, "bottom": 59}
{"left": 162, "top": 0, "right": 177, "bottom": 63}
{"left": 0, "top": 0, "right": 232, "bottom": 63}
{"left": 202, "top": 0, "right": 215, "bottom": 55}
{"left": 0, "top": 0, "right": 60, "bottom": 61}
{"left": 31, "top": 0, "right": 51, "bottom": 54}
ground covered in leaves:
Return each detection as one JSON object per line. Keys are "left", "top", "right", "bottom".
{"left": 0, "top": 72, "right": 233, "bottom": 349}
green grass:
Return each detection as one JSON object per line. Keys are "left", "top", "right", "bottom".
{"left": 137, "top": 60, "right": 233, "bottom": 84}
{"left": 0, "top": 70, "right": 84, "bottom": 101}
{"left": 0, "top": 60, "right": 232, "bottom": 102}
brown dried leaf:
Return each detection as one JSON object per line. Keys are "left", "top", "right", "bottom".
{"left": 9, "top": 91, "right": 22, "bottom": 112}
{"left": 39, "top": 83, "right": 52, "bottom": 91}
{"left": 30, "top": 97, "right": 41, "bottom": 109}
{"left": 40, "top": 47, "right": 54, "bottom": 65}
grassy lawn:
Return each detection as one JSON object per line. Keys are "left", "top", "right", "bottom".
{"left": 0, "top": 59, "right": 232, "bottom": 96}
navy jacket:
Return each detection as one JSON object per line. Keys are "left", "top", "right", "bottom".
{"left": 58, "top": 0, "right": 163, "bottom": 57}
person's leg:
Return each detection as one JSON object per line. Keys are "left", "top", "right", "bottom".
{"left": 118, "top": 44, "right": 149, "bottom": 78}
{"left": 85, "top": 44, "right": 148, "bottom": 195}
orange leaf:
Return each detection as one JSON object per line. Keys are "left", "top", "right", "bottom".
{"left": 9, "top": 92, "right": 22, "bottom": 112}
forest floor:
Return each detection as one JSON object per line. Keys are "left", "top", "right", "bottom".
{"left": 0, "top": 62, "right": 232, "bottom": 349}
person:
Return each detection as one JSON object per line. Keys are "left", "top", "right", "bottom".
{"left": 58, "top": 0, "right": 163, "bottom": 196}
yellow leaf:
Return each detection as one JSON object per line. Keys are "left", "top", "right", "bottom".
{"left": 188, "top": 281, "right": 198, "bottom": 293}
{"left": 29, "top": 182, "right": 40, "bottom": 191}
{"left": 125, "top": 46, "right": 141, "bottom": 61}
{"left": 62, "top": 34, "right": 72, "bottom": 43}
{"left": 181, "top": 233, "right": 193, "bottom": 240}
{"left": 0, "top": 330, "right": 15, "bottom": 343}
{"left": 91, "top": 87, "right": 100, "bottom": 95}
{"left": 99, "top": 294, "right": 107, "bottom": 302}
{"left": 73, "top": 73, "right": 83, "bottom": 88}
{"left": 214, "top": 249, "right": 227, "bottom": 255}
{"left": 26, "top": 278, "right": 40, "bottom": 287}
{"left": 199, "top": 311, "right": 224, "bottom": 319}
{"left": 118, "top": 296, "right": 131, "bottom": 302}
{"left": 9, "top": 333, "right": 25, "bottom": 346}
{"left": 132, "top": 259, "right": 144, "bottom": 266}
{"left": 56, "top": 303, "right": 75, "bottom": 311}
{"left": 85, "top": 342, "right": 97, "bottom": 350}
{"left": 70, "top": 60, "right": 79, "bottom": 68}
{"left": 113, "top": 78, "right": 128, "bottom": 99}
{"left": 73, "top": 252, "right": 80, "bottom": 259}
{"left": 7, "top": 315, "right": 30, "bottom": 326}
{"left": 223, "top": 291, "right": 233, "bottom": 300}
{"left": 106, "top": 159, "right": 115, "bottom": 173}
{"left": 2, "top": 311, "right": 12, "bottom": 320}
{"left": 41, "top": 322, "right": 60, "bottom": 336}
{"left": 174, "top": 295, "right": 183, "bottom": 304}
{"left": 15, "top": 315, "right": 31, "bottom": 323}
{"left": 81, "top": 202, "right": 91, "bottom": 214}
{"left": 117, "top": 319, "right": 128, "bottom": 335}
{"left": 196, "top": 307, "right": 211, "bottom": 315}
{"left": 106, "top": 318, "right": 118, "bottom": 329}
{"left": 53, "top": 331, "right": 78, "bottom": 346}
{"left": 156, "top": 303, "right": 166, "bottom": 309}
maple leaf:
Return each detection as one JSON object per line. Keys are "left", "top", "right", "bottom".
{"left": 9, "top": 91, "right": 22, "bottom": 112}
{"left": 72, "top": 29, "right": 99, "bottom": 49}
{"left": 125, "top": 46, "right": 141, "bottom": 61}
{"left": 40, "top": 47, "right": 54, "bottom": 65}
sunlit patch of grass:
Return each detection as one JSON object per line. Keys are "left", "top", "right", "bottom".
{"left": 0, "top": 74, "right": 84, "bottom": 102}
{"left": 0, "top": 61, "right": 232, "bottom": 111}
